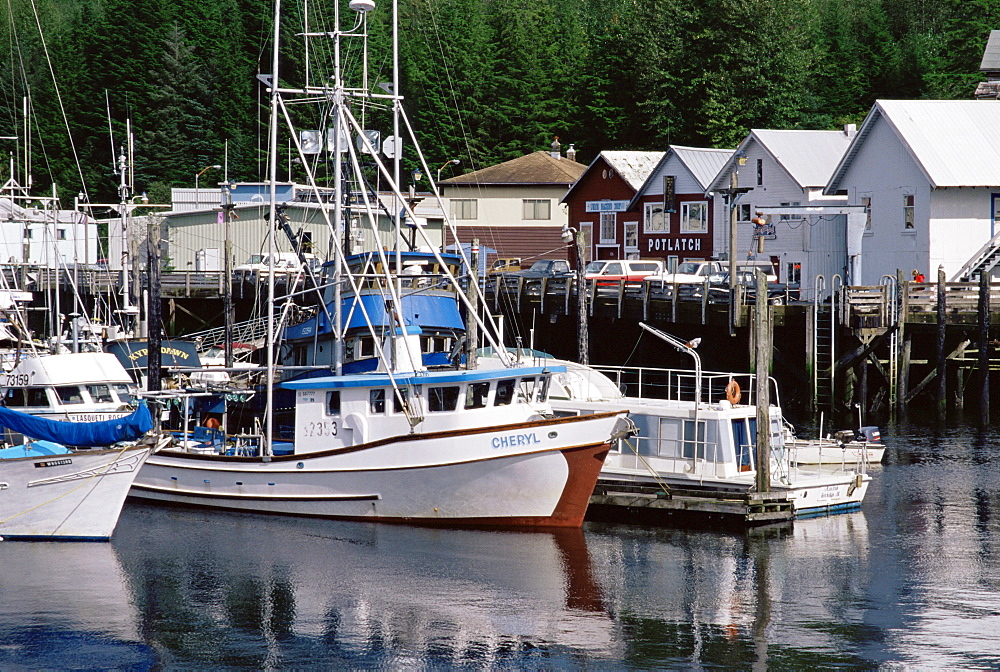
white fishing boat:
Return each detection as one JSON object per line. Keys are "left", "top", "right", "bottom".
{"left": 479, "top": 327, "right": 871, "bottom": 516}
{"left": 0, "top": 352, "right": 136, "bottom": 425}
{"left": 129, "top": 0, "right": 628, "bottom": 528}
{"left": 0, "top": 405, "right": 160, "bottom": 540}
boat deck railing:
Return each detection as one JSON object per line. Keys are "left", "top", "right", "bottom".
{"left": 591, "top": 365, "right": 782, "bottom": 408}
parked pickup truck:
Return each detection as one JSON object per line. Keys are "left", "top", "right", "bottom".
{"left": 644, "top": 260, "right": 724, "bottom": 285}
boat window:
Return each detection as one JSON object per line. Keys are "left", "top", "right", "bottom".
{"left": 56, "top": 386, "right": 84, "bottom": 404}
{"left": 112, "top": 384, "right": 132, "bottom": 403}
{"left": 519, "top": 377, "right": 537, "bottom": 402}
{"left": 326, "top": 391, "right": 341, "bottom": 415}
{"left": 4, "top": 388, "right": 25, "bottom": 406}
{"left": 731, "top": 418, "right": 756, "bottom": 471}
{"left": 88, "top": 384, "right": 113, "bottom": 403}
{"left": 392, "top": 388, "right": 409, "bottom": 413}
{"left": 536, "top": 376, "right": 551, "bottom": 402}
{"left": 26, "top": 388, "right": 48, "bottom": 406}
{"left": 465, "top": 382, "right": 490, "bottom": 409}
{"left": 370, "top": 389, "right": 386, "bottom": 414}
{"left": 495, "top": 379, "right": 515, "bottom": 406}
{"left": 682, "top": 419, "right": 707, "bottom": 459}
{"left": 428, "top": 386, "right": 459, "bottom": 412}
{"left": 359, "top": 337, "right": 375, "bottom": 359}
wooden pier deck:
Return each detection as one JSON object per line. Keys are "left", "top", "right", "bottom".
{"left": 587, "top": 484, "right": 794, "bottom": 527}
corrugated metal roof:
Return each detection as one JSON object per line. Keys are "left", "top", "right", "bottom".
{"left": 982, "top": 30, "right": 1000, "bottom": 72}
{"left": 440, "top": 151, "right": 585, "bottom": 186}
{"left": 828, "top": 99, "right": 1000, "bottom": 190}
{"left": 671, "top": 146, "right": 735, "bottom": 190}
{"left": 599, "top": 151, "right": 666, "bottom": 191}
{"left": 751, "top": 129, "right": 852, "bottom": 188}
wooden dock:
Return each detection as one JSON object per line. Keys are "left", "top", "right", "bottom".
{"left": 587, "top": 484, "right": 794, "bottom": 528}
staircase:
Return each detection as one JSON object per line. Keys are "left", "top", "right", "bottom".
{"left": 814, "top": 301, "right": 835, "bottom": 410}
{"left": 183, "top": 316, "right": 273, "bottom": 351}
{"left": 953, "top": 230, "right": 1000, "bottom": 281}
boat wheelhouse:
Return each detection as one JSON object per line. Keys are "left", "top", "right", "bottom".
{"left": 0, "top": 353, "right": 135, "bottom": 426}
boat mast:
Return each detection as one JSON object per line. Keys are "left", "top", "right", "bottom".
{"left": 264, "top": 0, "right": 283, "bottom": 458}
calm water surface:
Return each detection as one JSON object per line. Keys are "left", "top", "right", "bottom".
{"left": 2, "top": 420, "right": 1000, "bottom": 669}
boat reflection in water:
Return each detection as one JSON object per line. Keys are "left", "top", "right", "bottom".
{"left": 0, "top": 542, "right": 151, "bottom": 668}
{"left": 111, "top": 504, "right": 617, "bottom": 668}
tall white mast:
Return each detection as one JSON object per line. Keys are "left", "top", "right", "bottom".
{"left": 264, "top": 0, "right": 283, "bottom": 458}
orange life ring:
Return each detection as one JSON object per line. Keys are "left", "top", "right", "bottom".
{"left": 725, "top": 380, "right": 742, "bottom": 405}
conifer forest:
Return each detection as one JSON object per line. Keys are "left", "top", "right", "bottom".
{"left": 1, "top": 0, "right": 996, "bottom": 206}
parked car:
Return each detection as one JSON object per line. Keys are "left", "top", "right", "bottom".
{"left": 695, "top": 271, "right": 792, "bottom": 304}
{"left": 585, "top": 259, "right": 665, "bottom": 286}
{"left": 489, "top": 257, "right": 522, "bottom": 275}
{"left": 644, "top": 260, "right": 724, "bottom": 285}
{"left": 503, "top": 259, "right": 573, "bottom": 293}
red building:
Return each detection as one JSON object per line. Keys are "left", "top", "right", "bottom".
{"left": 563, "top": 146, "right": 733, "bottom": 269}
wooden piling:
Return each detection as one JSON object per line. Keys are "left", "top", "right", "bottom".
{"left": 978, "top": 272, "right": 991, "bottom": 425}
{"left": 754, "top": 271, "right": 771, "bottom": 494}
{"left": 936, "top": 266, "right": 947, "bottom": 419}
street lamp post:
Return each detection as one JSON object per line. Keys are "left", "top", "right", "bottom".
{"left": 436, "top": 158, "right": 460, "bottom": 183}
{"left": 195, "top": 164, "right": 222, "bottom": 207}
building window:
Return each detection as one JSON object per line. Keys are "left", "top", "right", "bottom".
{"left": 57, "top": 229, "right": 67, "bottom": 240}
{"left": 680, "top": 201, "right": 708, "bottom": 233}
{"left": 903, "top": 194, "right": 914, "bottom": 230}
{"left": 756, "top": 159, "right": 763, "bottom": 186}
{"left": 779, "top": 202, "right": 800, "bottom": 221}
{"left": 522, "top": 199, "right": 550, "bottom": 220}
{"left": 861, "top": 196, "right": 872, "bottom": 232}
{"left": 450, "top": 199, "right": 477, "bottom": 220}
{"left": 624, "top": 222, "right": 638, "bottom": 251}
{"left": 786, "top": 261, "right": 802, "bottom": 285}
{"left": 599, "top": 212, "right": 616, "bottom": 244}
{"left": 644, "top": 202, "right": 667, "bottom": 233}
{"left": 737, "top": 203, "right": 752, "bottom": 223}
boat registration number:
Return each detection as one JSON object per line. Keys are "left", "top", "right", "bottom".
{"left": 4, "top": 374, "right": 29, "bottom": 387}
{"left": 304, "top": 421, "right": 338, "bottom": 437}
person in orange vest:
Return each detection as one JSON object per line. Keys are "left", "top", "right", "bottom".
{"left": 912, "top": 269, "right": 926, "bottom": 283}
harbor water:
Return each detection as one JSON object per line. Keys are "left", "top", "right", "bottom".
{"left": 3, "top": 419, "right": 1000, "bottom": 669}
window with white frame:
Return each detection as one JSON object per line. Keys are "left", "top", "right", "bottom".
{"left": 861, "top": 196, "right": 872, "bottom": 232}
{"left": 667, "top": 255, "right": 679, "bottom": 272}
{"left": 644, "top": 201, "right": 667, "bottom": 233}
{"left": 599, "top": 212, "right": 616, "bottom": 243}
{"left": 624, "top": 222, "right": 638, "bottom": 251}
{"left": 450, "top": 199, "right": 478, "bottom": 220}
{"left": 57, "top": 229, "right": 67, "bottom": 240}
{"left": 680, "top": 201, "right": 708, "bottom": 233}
{"left": 522, "top": 199, "right": 550, "bottom": 220}
{"left": 786, "top": 261, "right": 802, "bottom": 285}
{"left": 903, "top": 194, "right": 914, "bottom": 230}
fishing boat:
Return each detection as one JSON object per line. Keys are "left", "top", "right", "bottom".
{"left": 0, "top": 352, "right": 136, "bottom": 426}
{"left": 128, "top": 0, "right": 627, "bottom": 528}
{"left": 0, "top": 403, "right": 160, "bottom": 540}
{"left": 783, "top": 418, "right": 885, "bottom": 465}
{"left": 478, "top": 328, "right": 871, "bottom": 516}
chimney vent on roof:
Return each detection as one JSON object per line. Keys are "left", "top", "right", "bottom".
{"left": 844, "top": 123, "right": 857, "bottom": 138}
{"left": 550, "top": 136, "right": 561, "bottom": 159}
{"left": 566, "top": 144, "right": 576, "bottom": 162}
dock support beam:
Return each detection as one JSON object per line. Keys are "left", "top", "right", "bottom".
{"left": 936, "top": 265, "right": 947, "bottom": 420}
{"left": 978, "top": 272, "right": 991, "bottom": 425}
{"left": 754, "top": 271, "right": 771, "bottom": 494}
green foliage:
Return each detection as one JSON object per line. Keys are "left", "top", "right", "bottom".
{"left": 0, "top": 0, "right": 991, "bottom": 200}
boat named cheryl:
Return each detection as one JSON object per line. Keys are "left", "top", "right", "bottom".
{"left": 128, "top": 0, "right": 628, "bottom": 528}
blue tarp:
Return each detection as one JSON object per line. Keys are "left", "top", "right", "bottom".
{"left": 0, "top": 403, "right": 153, "bottom": 447}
